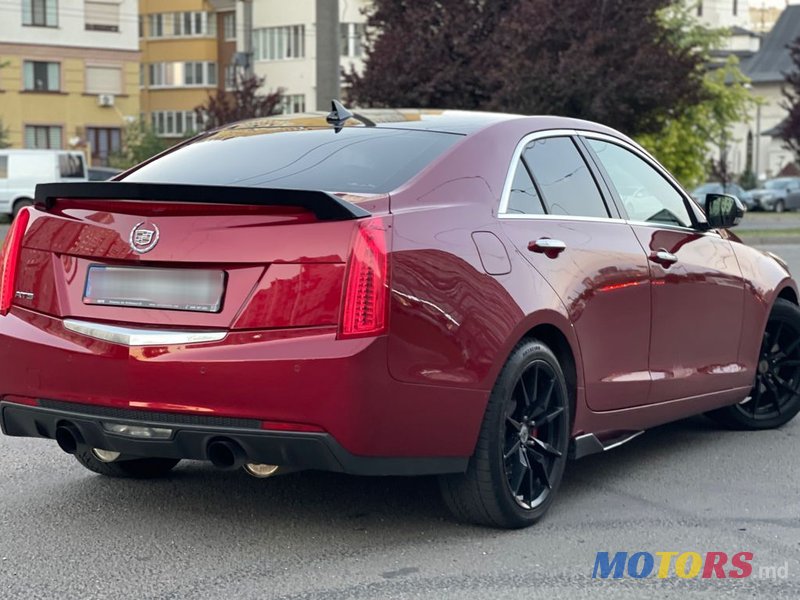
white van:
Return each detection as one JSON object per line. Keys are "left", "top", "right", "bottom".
{"left": 0, "top": 150, "right": 88, "bottom": 217}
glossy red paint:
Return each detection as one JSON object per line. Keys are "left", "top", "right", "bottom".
{"left": 0, "top": 111, "right": 796, "bottom": 472}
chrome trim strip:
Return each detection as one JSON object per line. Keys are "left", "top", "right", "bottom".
{"left": 497, "top": 213, "right": 626, "bottom": 224}
{"left": 601, "top": 430, "right": 645, "bottom": 451}
{"left": 64, "top": 319, "right": 227, "bottom": 347}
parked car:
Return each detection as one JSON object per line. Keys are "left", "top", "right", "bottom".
{"left": 749, "top": 177, "right": 800, "bottom": 212}
{"left": 2, "top": 109, "right": 798, "bottom": 529}
{"left": 691, "top": 181, "right": 756, "bottom": 211}
{"left": 88, "top": 166, "right": 122, "bottom": 181}
{"left": 0, "top": 149, "right": 87, "bottom": 217}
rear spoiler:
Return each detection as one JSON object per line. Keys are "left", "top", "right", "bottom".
{"left": 34, "top": 182, "right": 371, "bottom": 221}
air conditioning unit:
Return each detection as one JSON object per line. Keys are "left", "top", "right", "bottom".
{"left": 97, "top": 94, "right": 115, "bottom": 107}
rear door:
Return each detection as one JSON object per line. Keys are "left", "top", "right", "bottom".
{"left": 499, "top": 132, "right": 653, "bottom": 411}
{"left": 583, "top": 134, "right": 747, "bottom": 403}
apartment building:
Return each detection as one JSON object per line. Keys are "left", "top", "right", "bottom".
{"left": 0, "top": 0, "right": 140, "bottom": 164}
{"left": 241, "top": 0, "right": 370, "bottom": 114}
{"left": 138, "top": 0, "right": 236, "bottom": 139}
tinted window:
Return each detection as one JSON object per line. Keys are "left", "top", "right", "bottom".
{"left": 59, "top": 153, "right": 85, "bottom": 178}
{"left": 0, "top": 156, "right": 7, "bottom": 179}
{"left": 588, "top": 139, "right": 692, "bottom": 228}
{"left": 523, "top": 137, "right": 608, "bottom": 218}
{"left": 122, "top": 128, "right": 460, "bottom": 194}
{"left": 506, "top": 159, "right": 545, "bottom": 215}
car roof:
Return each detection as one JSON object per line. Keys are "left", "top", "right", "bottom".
{"left": 215, "top": 109, "right": 622, "bottom": 138}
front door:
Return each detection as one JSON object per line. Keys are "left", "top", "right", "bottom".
{"left": 584, "top": 136, "right": 746, "bottom": 403}
{"left": 499, "top": 134, "right": 652, "bottom": 411}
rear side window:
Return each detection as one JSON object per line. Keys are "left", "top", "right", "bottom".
{"left": 522, "top": 137, "right": 608, "bottom": 218}
{"left": 0, "top": 156, "right": 7, "bottom": 179}
{"left": 507, "top": 158, "right": 545, "bottom": 215}
{"left": 59, "top": 154, "right": 85, "bottom": 178}
{"left": 122, "top": 128, "right": 461, "bottom": 194}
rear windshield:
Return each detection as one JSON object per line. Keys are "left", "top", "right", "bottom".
{"left": 122, "top": 127, "right": 462, "bottom": 194}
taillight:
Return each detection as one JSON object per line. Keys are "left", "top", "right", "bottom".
{"left": 0, "top": 208, "right": 30, "bottom": 316}
{"left": 339, "top": 218, "right": 389, "bottom": 339}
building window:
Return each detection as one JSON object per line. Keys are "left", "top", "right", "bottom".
{"left": 87, "top": 127, "right": 121, "bottom": 166}
{"left": 733, "top": 0, "right": 738, "bottom": 16}
{"left": 23, "top": 0, "right": 58, "bottom": 27}
{"left": 85, "top": 65, "right": 122, "bottom": 94}
{"left": 340, "top": 23, "right": 364, "bottom": 58}
{"left": 282, "top": 94, "right": 306, "bottom": 115}
{"left": 697, "top": 1, "right": 703, "bottom": 17}
{"left": 252, "top": 26, "right": 305, "bottom": 61}
{"left": 146, "top": 11, "right": 215, "bottom": 38}
{"left": 24, "top": 125, "right": 62, "bottom": 149}
{"left": 151, "top": 111, "right": 203, "bottom": 137}
{"left": 138, "top": 15, "right": 143, "bottom": 37}
{"left": 224, "top": 64, "right": 236, "bottom": 90}
{"left": 85, "top": 1, "right": 119, "bottom": 32}
{"left": 147, "top": 13, "right": 163, "bottom": 37}
{"left": 147, "top": 62, "right": 217, "bottom": 88}
{"left": 223, "top": 12, "right": 236, "bottom": 41}
{"left": 23, "top": 61, "right": 60, "bottom": 92}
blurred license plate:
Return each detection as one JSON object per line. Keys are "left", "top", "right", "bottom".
{"left": 84, "top": 266, "right": 225, "bottom": 313}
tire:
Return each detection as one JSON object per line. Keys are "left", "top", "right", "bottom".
{"left": 707, "top": 298, "right": 800, "bottom": 430}
{"left": 73, "top": 448, "right": 180, "bottom": 478}
{"left": 439, "top": 339, "right": 570, "bottom": 529}
{"left": 774, "top": 199, "right": 786, "bottom": 213}
{"left": 12, "top": 198, "right": 33, "bottom": 218}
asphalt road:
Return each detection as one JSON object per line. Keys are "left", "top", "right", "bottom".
{"left": 0, "top": 237, "right": 799, "bottom": 599}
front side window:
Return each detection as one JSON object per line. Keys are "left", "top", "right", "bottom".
{"left": 59, "top": 154, "right": 85, "bottom": 177}
{"left": 23, "top": 0, "right": 57, "bottom": 27}
{"left": 506, "top": 158, "right": 545, "bottom": 215}
{"left": 523, "top": 137, "right": 608, "bottom": 218}
{"left": 588, "top": 138, "right": 693, "bottom": 228}
{"left": 23, "top": 61, "right": 60, "bottom": 92}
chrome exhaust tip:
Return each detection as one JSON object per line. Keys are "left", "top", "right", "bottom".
{"left": 243, "top": 463, "right": 280, "bottom": 478}
{"left": 91, "top": 448, "right": 121, "bottom": 463}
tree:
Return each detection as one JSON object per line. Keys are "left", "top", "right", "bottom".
{"left": 638, "top": 57, "right": 755, "bottom": 188}
{"left": 108, "top": 120, "right": 173, "bottom": 169}
{"left": 0, "top": 120, "right": 10, "bottom": 149}
{"left": 195, "top": 73, "right": 283, "bottom": 130}
{"left": 780, "top": 37, "right": 800, "bottom": 163}
{"left": 636, "top": 5, "right": 755, "bottom": 187}
{"left": 346, "top": 0, "right": 705, "bottom": 137}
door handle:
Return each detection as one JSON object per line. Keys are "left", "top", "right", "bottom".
{"left": 529, "top": 238, "right": 567, "bottom": 255}
{"left": 649, "top": 249, "right": 678, "bottom": 267}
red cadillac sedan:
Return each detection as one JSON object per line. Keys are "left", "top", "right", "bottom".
{"left": 1, "top": 107, "right": 798, "bottom": 529}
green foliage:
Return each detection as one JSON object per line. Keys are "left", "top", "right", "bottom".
{"left": 108, "top": 121, "right": 174, "bottom": 170}
{"left": 738, "top": 169, "right": 757, "bottom": 190}
{"left": 637, "top": 6, "right": 755, "bottom": 188}
{"left": 0, "top": 119, "right": 11, "bottom": 149}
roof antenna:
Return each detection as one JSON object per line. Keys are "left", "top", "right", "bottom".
{"left": 326, "top": 99, "right": 354, "bottom": 133}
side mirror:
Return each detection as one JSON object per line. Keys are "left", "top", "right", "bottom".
{"left": 705, "top": 193, "right": 745, "bottom": 229}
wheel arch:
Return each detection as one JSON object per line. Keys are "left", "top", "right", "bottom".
{"left": 521, "top": 323, "right": 578, "bottom": 430}
{"left": 777, "top": 284, "right": 798, "bottom": 305}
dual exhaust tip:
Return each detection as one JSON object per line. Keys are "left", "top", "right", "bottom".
{"left": 55, "top": 424, "right": 279, "bottom": 478}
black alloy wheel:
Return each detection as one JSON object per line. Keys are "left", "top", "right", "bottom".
{"left": 708, "top": 299, "right": 800, "bottom": 429}
{"left": 503, "top": 360, "right": 566, "bottom": 510}
{"left": 440, "top": 339, "right": 570, "bottom": 528}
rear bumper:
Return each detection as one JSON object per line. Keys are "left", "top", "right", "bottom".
{"left": 1, "top": 400, "right": 467, "bottom": 475}
{"left": 0, "top": 307, "right": 487, "bottom": 463}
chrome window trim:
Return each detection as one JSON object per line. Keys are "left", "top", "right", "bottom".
{"left": 497, "top": 129, "right": 578, "bottom": 216}
{"left": 577, "top": 131, "right": 704, "bottom": 231}
{"left": 64, "top": 319, "right": 227, "bottom": 347}
{"left": 499, "top": 213, "right": 626, "bottom": 224}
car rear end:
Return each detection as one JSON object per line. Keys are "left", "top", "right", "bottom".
{"left": 0, "top": 120, "right": 470, "bottom": 475}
